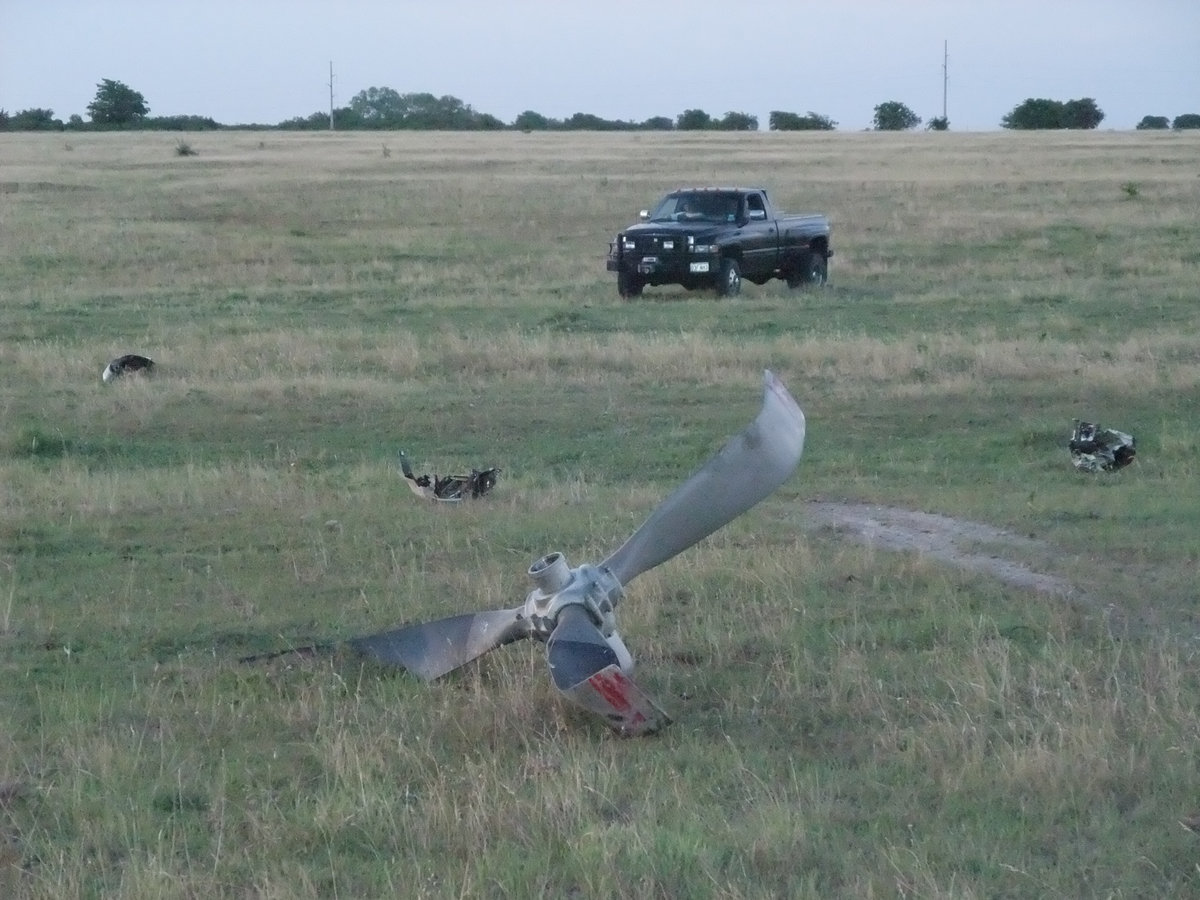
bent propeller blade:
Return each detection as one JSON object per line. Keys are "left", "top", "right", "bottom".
{"left": 546, "top": 604, "right": 621, "bottom": 691}
{"left": 602, "top": 370, "right": 805, "bottom": 587}
{"left": 547, "top": 605, "right": 670, "bottom": 736}
{"left": 557, "top": 665, "right": 671, "bottom": 737}
{"left": 348, "top": 607, "right": 530, "bottom": 681}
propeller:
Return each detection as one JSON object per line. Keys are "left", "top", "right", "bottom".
{"left": 336, "top": 371, "right": 802, "bottom": 735}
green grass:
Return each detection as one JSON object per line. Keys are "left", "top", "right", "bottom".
{"left": 2, "top": 129, "right": 1200, "bottom": 898}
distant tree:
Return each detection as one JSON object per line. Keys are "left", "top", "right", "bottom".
{"left": 11, "top": 108, "right": 61, "bottom": 130}
{"left": 87, "top": 79, "right": 149, "bottom": 126}
{"left": 0, "top": 109, "right": 8, "bottom": 130}
{"left": 873, "top": 101, "right": 921, "bottom": 131}
{"left": 1062, "top": 97, "right": 1104, "bottom": 129}
{"left": 714, "top": 111, "right": 758, "bottom": 131}
{"left": 809, "top": 112, "right": 838, "bottom": 130}
{"left": 640, "top": 116, "right": 674, "bottom": 130}
{"left": 67, "top": 113, "right": 85, "bottom": 129}
{"left": 1136, "top": 115, "right": 1170, "bottom": 130}
{"left": 769, "top": 111, "right": 802, "bottom": 130}
{"left": 562, "top": 112, "right": 603, "bottom": 129}
{"left": 349, "top": 86, "right": 405, "bottom": 126}
{"left": 1002, "top": 98, "right": 1063, "bottom": 129}
{"left": 676, "top": 108, "right": 712, "bottom": 130}
{"left": 346, "top": 89, "right": 497, "bottom": 129}
{"left": 1172, "top": 113, "right": 1200, "bottom": 130}
{"left": 769, "top": 110, "right": 836, "bottom": 131}
{"left": 278, "top": 114, "right": 315, "bottom": 130}
{"left": 926, "top": 116, "right": 949, "bottom": 131}
{"left": 561, "top": 112, "right": 619, "bottom": 129}
{"left": 1002, "top": 97, "right": 1103, "bottom": 130}
{"left": 278, "top": 108, "right": 355, "bottom": 130}
{"left": 405, "top": 93, "right": 445, "bottom": 127}
{"left": 145, "top": 115, "right": 220, "bottom": 131}
{"left": 513, "top": 110, "right": 551, "bottom": 130}
{"left": 416, "top": 93, "right": 475, "bottom": 129}
{"left": 332, "top": 107, "right": 358, "bottom": 129}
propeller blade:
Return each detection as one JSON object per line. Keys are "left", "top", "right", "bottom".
{"left": 602, "top": 370, "right": 805, "bottom": 587}
{"left": 348, "top": 606, "right": 530, "bottom": 681}
{"left": 546, "top": 604, "right": 621, "bottom": 691}
{"left": 557, "top": 664, "right": 672, "bottom": 737}
{"left": 546, "top": 605, "right": 671, "bottom": 736}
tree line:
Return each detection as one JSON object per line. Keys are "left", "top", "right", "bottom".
{"left": 3, "top": 79, "right": 1198, "bottom": 133}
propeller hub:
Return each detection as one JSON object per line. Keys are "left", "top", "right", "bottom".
{"left": 528, "top": 552, "right": 572, "bottom": 594}
{"left": 524, "top": 553, "right": 623, "bottom": 641}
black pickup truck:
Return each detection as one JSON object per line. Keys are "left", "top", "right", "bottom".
{"left": 606, "top": 187, "right": 832, "bottom": 298}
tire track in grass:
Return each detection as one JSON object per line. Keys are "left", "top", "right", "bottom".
{"left": 798, "top": 500, "right": 1125, "bottom": 622}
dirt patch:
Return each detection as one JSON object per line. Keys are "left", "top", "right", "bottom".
{"left": 800, "top": 500, "right": 1109, "bottom": 614}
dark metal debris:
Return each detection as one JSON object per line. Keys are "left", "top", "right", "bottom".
{"left": 399, "top": 451, "right": 499, "bottom": 501}
{"left": 102, "top": 354, "right": 155, "bottom": 383}
{"left": 1069, "top": 420, "right": 1136, "bottom": 472}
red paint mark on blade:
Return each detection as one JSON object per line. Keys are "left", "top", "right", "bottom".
{"left": 561, "top": 664, "right": 670, "bottom": 735}
{"left": 588, "top": 668, "right": 646, "bottom": 725}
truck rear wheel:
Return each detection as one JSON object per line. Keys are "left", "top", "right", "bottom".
{"left": 617, "top": 271, "right": 644, "bottom": 299}
{"left": 787, "top": 251, "right": 828, "bottom": 290}
{"left": 717, "top": 258, "right": 742, "bottom": 297}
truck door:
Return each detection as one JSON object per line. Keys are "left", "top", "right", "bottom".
{"left": 740, "top": 192, "right": 778, "bottom": 278}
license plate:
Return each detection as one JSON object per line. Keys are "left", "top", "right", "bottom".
{"left": 641, "top": 256, "right": 658, "bottom": 264}
{"left": 689, "top": 261, "right": 710, "bottom": 273}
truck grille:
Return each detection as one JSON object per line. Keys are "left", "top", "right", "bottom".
{"left": 627, "top": 233, "right": 682, "bottom": 255}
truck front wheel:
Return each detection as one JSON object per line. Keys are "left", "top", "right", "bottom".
{"left": 787, "top": 251, "right": 828, "bottom": 290}
{"left": 617, "top": 271, "right": 644, "bottom": 299}
{"left": 717, "top": 258, "right": 742, "bottom": 297}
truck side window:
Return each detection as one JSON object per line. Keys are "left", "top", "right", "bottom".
{"left": 746, "top": 194, "right": 767, "bottom": 220}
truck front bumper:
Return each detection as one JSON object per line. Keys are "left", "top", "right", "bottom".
{"left": 607, "top": 254, "right": 715, "bottom": 281}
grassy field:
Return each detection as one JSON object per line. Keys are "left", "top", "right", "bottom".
{"left": 2, "top": 128, "right": 1199, "bottom": 898}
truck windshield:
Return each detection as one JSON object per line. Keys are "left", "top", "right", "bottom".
{"left": 648, "top": 193, "right": 740, "bottom": 223}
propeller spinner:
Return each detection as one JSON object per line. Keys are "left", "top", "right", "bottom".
{"left": 350, "top": 370, "right": 805, "bottom": 735}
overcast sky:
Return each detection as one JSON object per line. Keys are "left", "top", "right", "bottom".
{"left": 2, "top": 1, "right": 1197, "bottom": 131}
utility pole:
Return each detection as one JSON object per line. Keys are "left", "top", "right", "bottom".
{"left": 942, "top": 40, "right": 948, "bottom": 122}
{"left": 328, "top": 61, "right": 335, "bottom": 130}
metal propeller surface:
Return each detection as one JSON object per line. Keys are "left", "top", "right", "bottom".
{"left": 546, "top": 604, "right": 621, "bottom": 692}
{"left": 347, "top": 607, "right": 530, "bottom": 681}
{"left": 601, "top": 369, "right": 805, "bottom": 586}
{"left": 342, "top": 370, "right": 806, "bottom": 735}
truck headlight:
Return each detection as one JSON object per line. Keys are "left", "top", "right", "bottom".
{"left": 690, "top": 243, "right": 717, "bottom": 254}
{"left": 621, "top": 237, "right": 636, "bottom": 251}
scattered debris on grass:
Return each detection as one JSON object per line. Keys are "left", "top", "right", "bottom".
{"left": 1069, "top": 420, "right": 1136, "bottom": 472}
{"left": 102, "top": 353, "right": 155, "bottom": 383}
{"left": 399, "top": 450, "right": 499, "bottom": 501}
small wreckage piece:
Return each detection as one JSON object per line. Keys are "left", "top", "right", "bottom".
{"left": 399, "top": 450, "right": 499, "bottom": 501}
{"left": 102, "top": 354, "right": 155, "bottom": 383}
{"left": 1069, "top": 420, "right": 1135, "bottom": 472}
